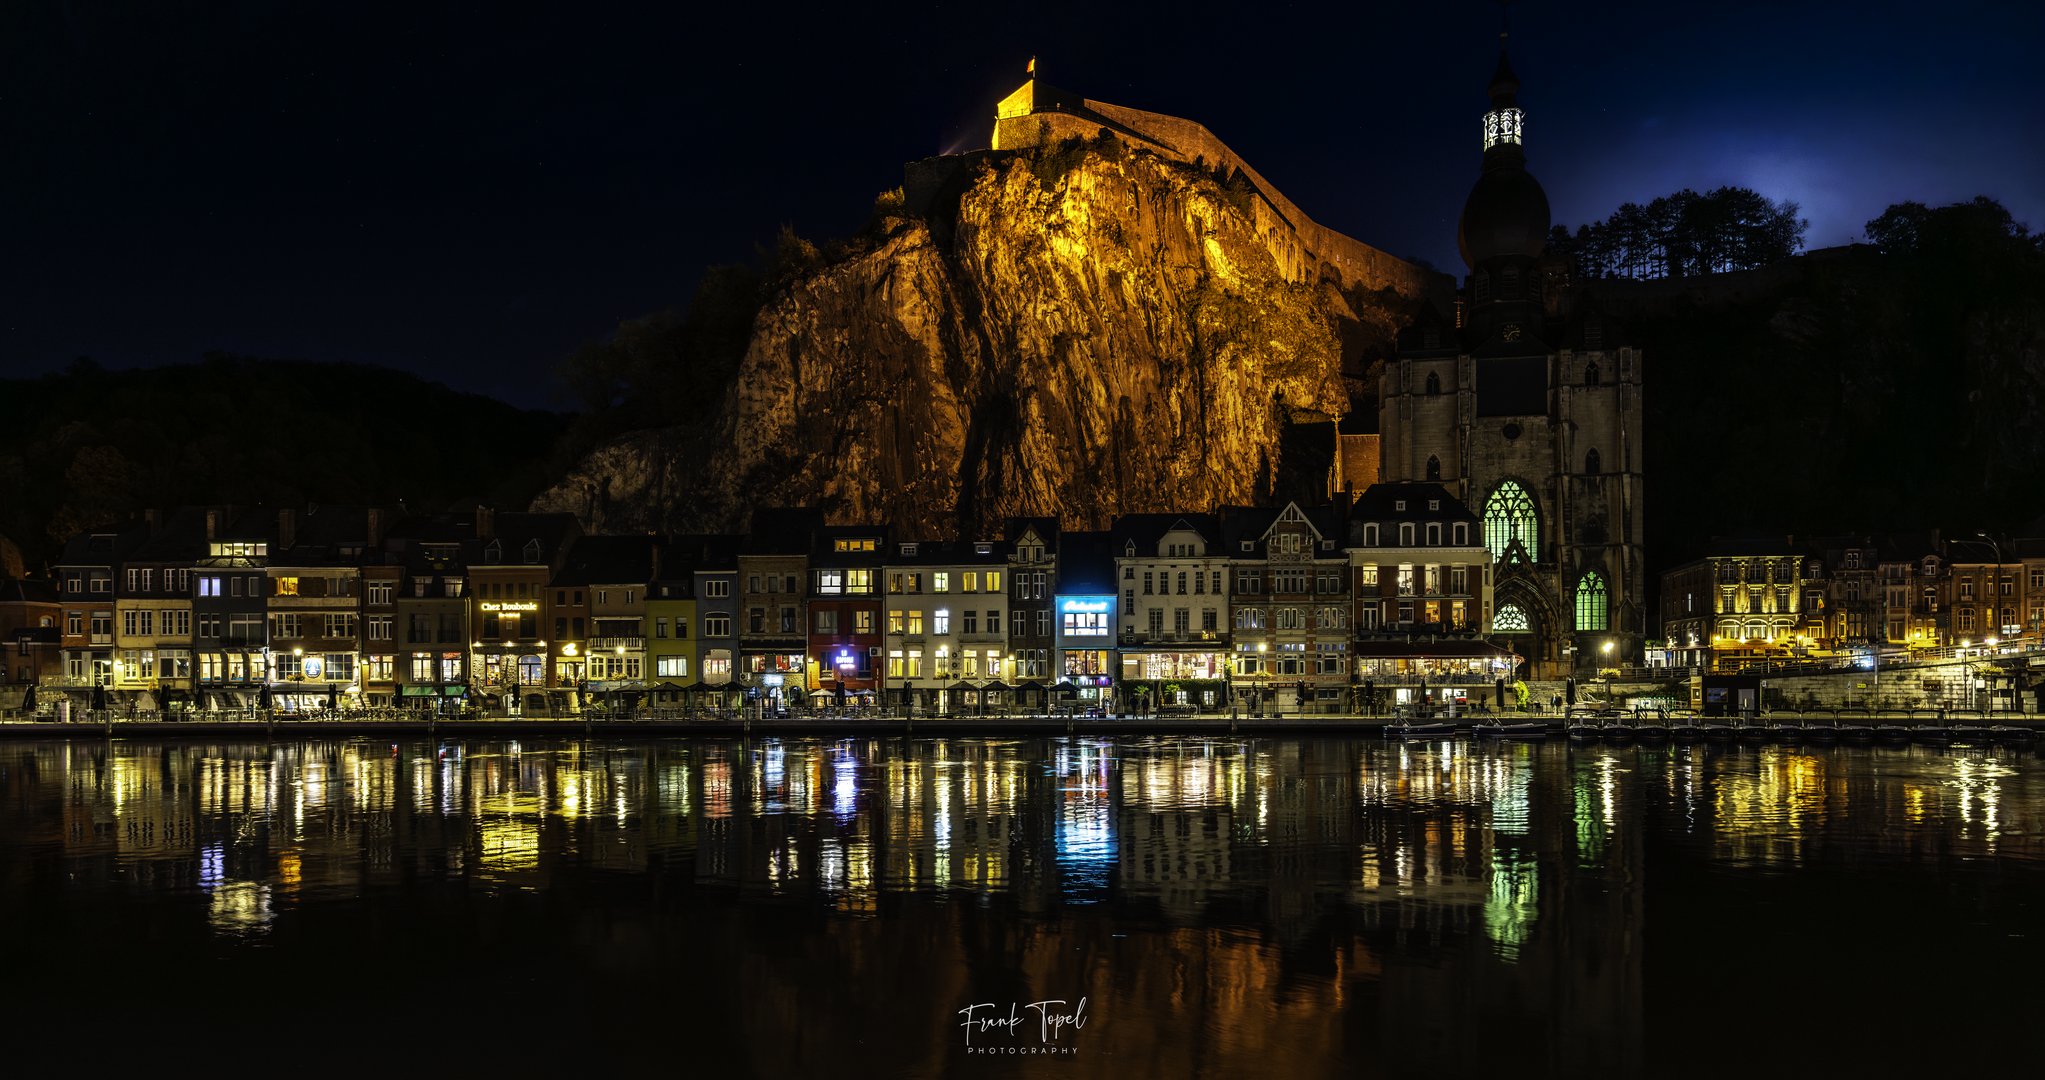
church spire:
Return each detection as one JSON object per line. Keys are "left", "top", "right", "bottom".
{"left": 1483, "top": 2, "right": 1524, "bottom": 155}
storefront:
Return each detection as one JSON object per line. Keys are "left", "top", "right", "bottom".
{"left": 1055, "top": 595, "right": 1116, "bottom": 706}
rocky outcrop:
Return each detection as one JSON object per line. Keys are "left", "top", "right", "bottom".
{"left": 534, "top": 141, "right": 1429, "bottom": 536}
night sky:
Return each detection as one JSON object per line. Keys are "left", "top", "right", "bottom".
{"left": 5, "top": 1, "right": 2037, "bottom": 410}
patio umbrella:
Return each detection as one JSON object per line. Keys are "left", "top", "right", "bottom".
{"left": 22, "top": 683, "right": 36, "bottom": 712}
{"left": 91, "top": 683, "right": 107, "bottom": 712}
{"left": 258, "top": 683, "right": 271, "bottom": 710}
{"left": 326, "top": 683, "right": 338, "bottom": 710}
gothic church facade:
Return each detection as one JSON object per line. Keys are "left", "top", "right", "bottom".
{"left": 1377, "top": 47, "right": 1646, "bottom": 676}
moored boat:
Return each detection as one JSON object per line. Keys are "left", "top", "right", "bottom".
{"left": 1630, "top": 717, "right": 1671, "bottom": 740}
{"left": 1473, "top": 720, "right": 1549, "bottom": 738}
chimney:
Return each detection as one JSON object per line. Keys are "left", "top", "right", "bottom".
{"left": 278, "top": 508, "right": 297, "bottom": 551}
{"left": 475, "top": 505, "right": 495, "bottom": 540}
{"left": 205, "top": 510, "right": 218, "bottom": 541}
{"left": 367, "top": 508, "right": 383, "bottom": 549}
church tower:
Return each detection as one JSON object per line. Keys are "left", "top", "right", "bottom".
{"left": 1378, "top": 39, "right": 1646, "bottom": 678}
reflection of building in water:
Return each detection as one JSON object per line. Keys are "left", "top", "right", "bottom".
{"left": 1345, "top": 740, "right": 1643, "bottom": 1077}
{"left": 61, "top": 743, "right": 200, "bottom": 889}
{"left": 1050, "top": 740, "right": 1119, "bottom": 903}
{"left": 1117, "top": 745, "right": 1241, "bottom": 922}
{"left": 1671, "top": 744, "right": 2045, "bottom": 867}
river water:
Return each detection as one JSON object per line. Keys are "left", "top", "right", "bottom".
{"left": 0, "top": 735, "right": 2038, "bottom": 1076}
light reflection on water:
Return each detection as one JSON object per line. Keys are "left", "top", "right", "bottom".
{"left": 3, "top": 735, "right": 2043, "bottom": 1076}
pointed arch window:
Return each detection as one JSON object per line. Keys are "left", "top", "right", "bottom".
{"left": 1482, "top": 481, "right": 1539, "bottom": 564}
{"left": 1585, "top": 361, "right": 1600, "bottom": 386}
{"left": 1494, "top": 603, "right": 1530, "bottom": 632}
{"left": 1426, "top": 455, "right": 1442, "bottom": 481}
{"left": 1574, "top": 571, "right": 1609, "bottom": 631}
{"left": 1425, "top": 371, "right": 1441, "bottom": 396}
{"left": 1584, "top": 448, "right": 1601, "bottom": 475}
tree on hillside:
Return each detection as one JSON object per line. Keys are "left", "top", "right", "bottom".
{"left": 555, "top": 262, "right": 765, "bottom": 450}
{"left": 1551, "top": 186, "right": 1807, "bottom": 280}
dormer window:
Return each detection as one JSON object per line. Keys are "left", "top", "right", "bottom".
{"left": 1428, "top": 499, "right": 1440, "bottom": 510}
{"left": 523, "top": 539, "right": 541, "bottom": 564}
{"left": 1394, "top": 500, "right": 1406, "bottom": 511}
{"left": 1241, "top": 541, "right": 1254, "bottom": 552}
{"left": 900, "top": 543, "right": 918, "bottom": 557}
{"left": 485, "top": 540, "right": 502, "bottom": 563}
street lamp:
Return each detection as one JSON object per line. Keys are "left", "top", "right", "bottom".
{"left": 614, "top": 644, "right": 624, "bottom": 717}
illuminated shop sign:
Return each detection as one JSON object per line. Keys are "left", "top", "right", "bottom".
{"left": 1060, "top": 596, "right": 1113, "bottom": 637}
{"left": 479, "top": 602, "right": 539, "bottom": 613}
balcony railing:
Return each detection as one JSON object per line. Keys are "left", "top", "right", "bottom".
{"left": 1119, "top": 630, "right": 1226, "bottom": 646}
{"left": 589, "top": 636, "right": 646, "bottom": 652}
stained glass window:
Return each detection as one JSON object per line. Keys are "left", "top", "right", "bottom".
{"left": 1483, "top": 481, "right": 1538, "bottom": 563}
{"left": 1575, "top": 572, "right": 1609, "bottom": 632}
{"left": 1494, "top": 603, "right": 1529, "bottom": 632}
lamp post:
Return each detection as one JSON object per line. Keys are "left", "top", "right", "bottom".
{"left": 614, "top": 644, "right": 624, "bottom": 718}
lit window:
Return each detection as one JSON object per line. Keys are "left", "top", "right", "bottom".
{"left": 1574, "top": 572, "right": 1609, "bottom": 632}
{"left": 1483, "top": 481, "right": 1539, "bottom": 563}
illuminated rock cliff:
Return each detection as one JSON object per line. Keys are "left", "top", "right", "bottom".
{"left": 534, "top": 137, "right": 1435, "bottom": 536}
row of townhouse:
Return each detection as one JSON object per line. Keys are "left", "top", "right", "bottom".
{"left": 1658, "top": 532, "right": 2045, "bottom": 673}
{"left": 12, "top": 482, "right": 1526, "bottom": 715}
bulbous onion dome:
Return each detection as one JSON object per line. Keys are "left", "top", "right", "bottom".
{"left": 1457, "top": 166, "right": 1550, "bottom": 269}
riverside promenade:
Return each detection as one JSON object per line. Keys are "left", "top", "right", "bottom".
{"left": 0, "top": 707, "right": 2036, "bottom": 740}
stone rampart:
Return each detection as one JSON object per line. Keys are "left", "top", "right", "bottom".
{"left": 994, "top": 98, "right": 1447, "bottom": 303}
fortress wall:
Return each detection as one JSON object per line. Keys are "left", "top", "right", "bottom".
{"left": 1084, "top": 101, "right": 1444, "bottom": 301}
{"left": 995, "top": 101, "right": 1445, "bottom": 302}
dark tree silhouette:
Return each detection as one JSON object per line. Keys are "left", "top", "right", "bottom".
{"left": 1550, "top": 186, "right": 1808, "bottom": 279}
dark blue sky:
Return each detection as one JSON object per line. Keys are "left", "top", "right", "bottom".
{"left": 4, "top": 1, "right": 2037, "bottom": 410}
